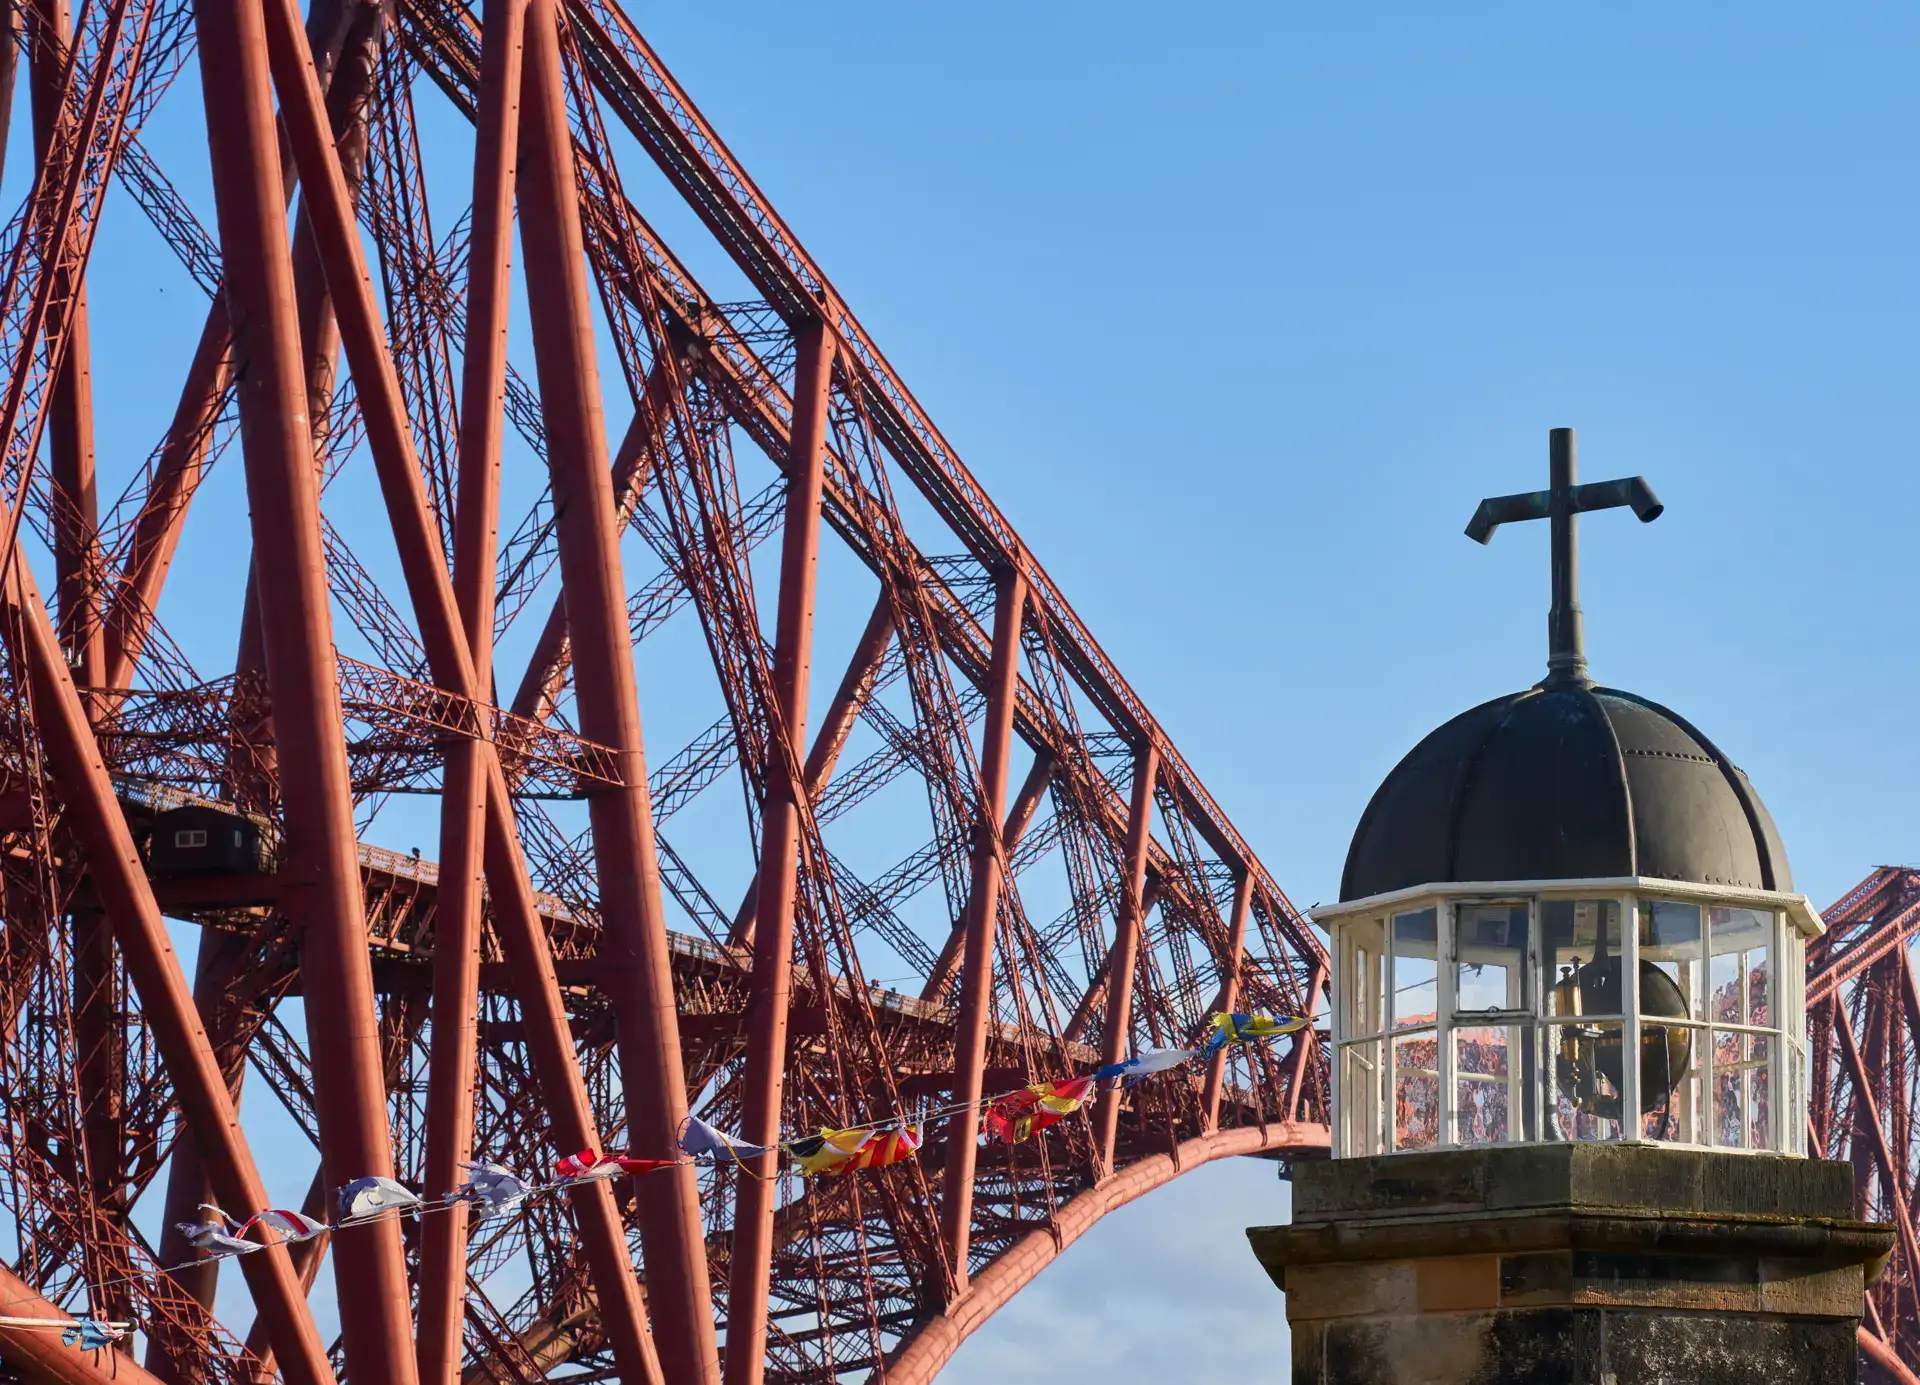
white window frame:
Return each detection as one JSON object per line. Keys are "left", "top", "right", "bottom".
{"left": 1320, "top": 878, "right": 1815, "bottom": 1158}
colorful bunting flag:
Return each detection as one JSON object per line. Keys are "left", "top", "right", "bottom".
{"left": 554, "top": 1150, "right": 679, "bottom": 1184}
{"left": 676, "top": 1114, "right": 775, "bottom": 1168}
{"left": 983, "top": 1075, "right": 1097, "bottom": 1144}
{"left": 612, "top": 1156, "right": 678, "bottom": 1176}
{"left": 337, "top": 1176, "right": 423, "bottom": 1222}
{"left": 178, "top": 1206, "right": 256, "bottom": 1259}
{"left": 790, "top": 1123, "right": 924, "bottom": 1176}
{"left": 554, "top": 1150, "right": 621, "bottom": 1183}
{"left": 1093, "top": 1046, "right": 1195, "bottom": 1087}
{"left": 241, "top": 1209, "right": 327, "bottom": 1243}
{"left": 849, "top": 1124, "right": 923, "bottom": 1171}
{"left": 60, "top": 1319, "right": 123, "bottom": 1351}
{"left": 1199, "top": 1011, "right": 1307, "bottom": 1058}
{"left": 1035, "top": 1074, "right": 1097, "bottom": 1112}
{"left": 789, "top": 1128, "right": 875, "bottom": 1177}
{"left": 452, "top": 1161, "right": 531, "bottom": 1218}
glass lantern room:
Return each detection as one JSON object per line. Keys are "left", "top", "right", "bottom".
{"left": 1314, "top": 880, "right": 1820, "bottom": 1157}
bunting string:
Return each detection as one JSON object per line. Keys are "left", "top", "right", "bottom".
{"left": 0, "top": 1011, "right": 1309, "bottom": 1336}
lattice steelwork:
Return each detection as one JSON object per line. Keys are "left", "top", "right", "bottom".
{"left": 1808, "top": 867, "right": 1920, "bottom": 1385}
{"left": 0, "top": 0, "right": 1329, "bottom": 1382}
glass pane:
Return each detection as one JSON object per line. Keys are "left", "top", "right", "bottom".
{"left": 1547, "top": 1019, "right": 1626, "bottom": 1141}
{"left": 1345, "top": 916, "right": 1387, "bottom": 1039}
{"left": 1709, "top": 907, "right": 1773, "bottom": 1030}
{"left": 1340, "top": 1040, "right": 1384, "bottom": 1157}
{"left": 1640, "top": 1021, "right": 1699, "bottom": 1144}
{"left": 1455, "top": 903, "right": 1529, "bottom": 1015}
{"left": 1455, "top": 1023, "right": 1521, "bottom": 1144}
{"left": 1392, "top": 908, "right": 1438, "bottom": 1030}
{"left": 1638, "top": 900, "right": 1701, "bottom": 1024}
{"left": 1393, "top": 1029, "right": 1440, "bottom": 1150}
{"left": 1541, "top": 899, "right": 1623, "bottom": 1019}
{"left": 1711, "top": 1029, "right": 1772, "bottom": 1147}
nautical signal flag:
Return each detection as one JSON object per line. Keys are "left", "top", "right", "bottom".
{"left": 60, "top": 1320, "right": 124, "bottom": 1351}
{"left": 1093, "top": 1046, "right": 1195, "bottom": 1088}
{"left": 676, "top": 1114, "right": 776, "bottom": 1167}
{"left": 851, "top": 1124, "right": 924, "bottom": 1171}
{"left": 1199, "top": 1011, "right": 1307, "bottom": 1058}
{"left": 338, "top": 1176, "right": 423, "bottom": 1222}
{"left": 982, "top": 1075, "right": 1097, "bottom": 1145}
{"left": 178, "top": 1206, "right": 255, "bottom": 1258}
{"left": 790, "top": 1128, "right": 873, "bottom": 1176}
{"left": 790, "top": 1124, "right": 924, "bottom": 1177}
{"left": 554, "top": 1150, "right": 680, "bottom": 1184}
{"left": 452, "top": 1161, "right": 532, "bottom": 1219}
{"left": 241, "top": 1209, "right": 326, "bottom": 1243}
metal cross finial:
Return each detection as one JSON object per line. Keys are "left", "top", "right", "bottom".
{"left": 1464, "top": 428, "right": 1664, "bottom": 689}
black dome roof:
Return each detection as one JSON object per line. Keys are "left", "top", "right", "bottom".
{"left": 1340, "top": 685, "right": 1791, "bottom": 903}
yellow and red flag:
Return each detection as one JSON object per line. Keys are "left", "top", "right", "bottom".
{"left": 983, "top": 1075, "right": 1097, "bottom": 1144}
{"left": 791, "top": 1124, "right": 924, "bottom": 1176}
{"left": 849, "top": 1124, "right": 923, "bottom": 1171}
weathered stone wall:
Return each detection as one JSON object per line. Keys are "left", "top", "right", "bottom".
{"left": 1249, "top": 1146, "right": 1892, "bottom": 1385}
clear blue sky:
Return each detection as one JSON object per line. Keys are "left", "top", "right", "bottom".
{"left": 625, "top": 0, "right": 1920, "bottom": 914}
{"left": 19, "top": 1, "right": 1916, "bottom": 1378}
{"left": 625, "top": 6, "right": 1917, "bottom": 1376}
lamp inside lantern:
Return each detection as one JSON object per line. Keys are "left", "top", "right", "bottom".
{"left": 1551, "top": 956, "right": 1692, "bottom": 1121}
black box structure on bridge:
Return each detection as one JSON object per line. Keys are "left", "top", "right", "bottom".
{"left": 148, "top": 804, "right": 270, "bottom": 877}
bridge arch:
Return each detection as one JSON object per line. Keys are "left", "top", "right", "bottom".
{"left": 882, "top": 1123, "right": 1327, "bottom": 1383}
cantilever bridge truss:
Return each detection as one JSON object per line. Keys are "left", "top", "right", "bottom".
{"left": 0, "top": 0, "right": 1330, "bottom": 1381}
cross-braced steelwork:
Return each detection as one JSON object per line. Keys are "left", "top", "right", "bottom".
{"left": 0, "top": 0, "right": 1330, "bottom": 1381}
{"left": 1809, "top": 867, "right": 1920, "bottom": 1385}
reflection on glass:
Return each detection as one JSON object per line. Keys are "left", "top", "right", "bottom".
{"left": 1393, "top": 1028, "right": 1439, "bottom": 1149}
{"left": 1639, "top": 899, "right": 1701, "bottom": 1018}
{"left": 1393, "top": 908, "right": 1438, "bottom": 1030}
{"left": 1455, "top": 1024, "right": 1518, "bottom": 1144}
{"left": 1640, "top": 1022, "right": 1697, "bottom": 1144}
{"left": 1541, "top": 900, "right": 1623, "bottom": 1018}
{"left": 1710, "top": 907, "right": 1772, "bottom": 1031}
{"left": 1549, "top": 1019, "right": 1626, "bottom": 1141}
{"left": 1712, "top": 1030, "right": 1772, "bottom": 1149}
{"left": 1751, "top": 1036, "right": 1773, "bottom": 1149}
{"left": 1455, "top": 903, "right": 1528, "bottom": 1015}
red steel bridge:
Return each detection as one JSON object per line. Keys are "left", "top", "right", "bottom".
{"left": 0, "top": 0, "right": 1908, "bottom": 1380}
{"left": 0, "top": 0, "right": 1329, "bottom": 1382}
